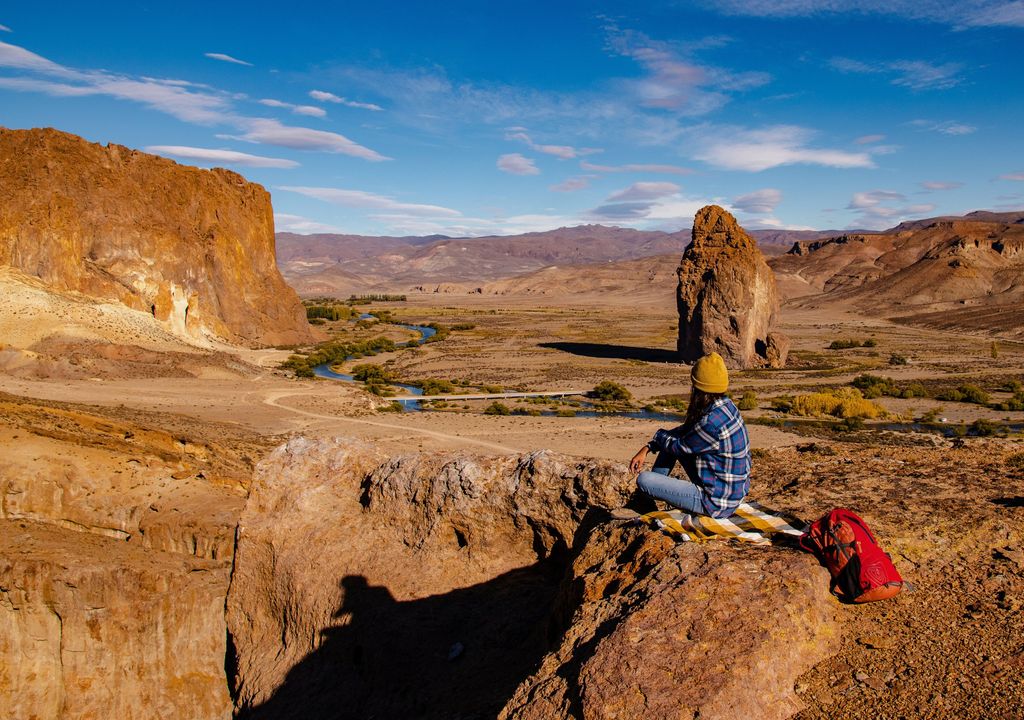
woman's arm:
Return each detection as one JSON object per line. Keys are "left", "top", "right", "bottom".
{"left": 650, "top": 419, "right": 720, "bottom": 457}
{"left": 629, "top": 445, "right": 649, "bottom": 474}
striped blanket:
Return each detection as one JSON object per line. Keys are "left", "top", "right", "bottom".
{"left": 640, "top": 501, "right": 808, "bottom": 545}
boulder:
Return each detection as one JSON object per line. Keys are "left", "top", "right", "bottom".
{"left": 500, "top": 526, "right": 839, "bottom": 720}
{"left": 0, "top": 127, "right": 312, "bottom": 347}
{"left": 677, "top": 205, "right": 788, "bottom": 368}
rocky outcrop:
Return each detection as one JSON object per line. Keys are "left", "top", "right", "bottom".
{"left": 0, "top": 127, "right": 312, "bottom": 347}
{"left": 226, "top": 437, "right": 839, "bottom": 719}
{"left": 677, "top": 206, "right": 787, "bottom": 368}
{"left": 500, "top": 529, "right": 838, "bottom": 720}
{"left": 0, "top": 519, "right": 232, "bottom": 720}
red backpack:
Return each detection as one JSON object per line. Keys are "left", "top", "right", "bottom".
{"left": 798, "top": 508, "right": 904, "bottom": 603}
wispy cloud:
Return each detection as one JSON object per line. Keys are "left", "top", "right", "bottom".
{"left": 580, "top": 160, "right": 694, "bottom": 175}
{"left": 846, "top": 188, "right": 935, "bottom": 228}
{"left": 549, "top": 176, "right": 594, "bottom": 192}
{"left": 497, "top": 153, "right": 540, "bottom": 175}
{"left": 604, "top": 24, "right": 770, "bottom": 115}
{"left": 831, "top": 56, "right": 964, "bottom": 91}
{"left": 999, "top": 172, "right": 1024, "bottom": 181}
{"left": 0, "top": 24, "right": 11, "bottom": 32}
{"left": 909, "top": 119, "right": 977, "bottom": 135}
{"left": 226, "top": 119, "right": 389, "bottom": 160}
{"left": 0, "top": 40, "right": 388, "bottom": 161}
{"left": 274, "top": 213, "right": 344, "bottom": 234}
{"left": 505, "top": 130, "right": 601, "bottom": 159}
{"left": 733, "top": 188, "right": 782, "bottom": 214}
{"left": 258, "top": 98, "right": 327, "bottom": 118}
{"left": 694, "top": 125, "right": 874, "bottom": 171}
{"left": 920, "top": 180, "right": 964, "bottom": 190}
{"left": 278, "top": 186, "right": 461, "bottom": 217}
{"left": 855, "top": 134, "right": 887, "bottom": 144}
{"left": 606, "top": 182, "right": 681, "bottom": 202}
{"left": 308, "top": 89, "right": 383, "bottom": 111}
{"left": 704, "top": 1, "right": 1024, "bottom": 29}
{"left": 145, "top": 145, "right": 299, "bottom": 168}
{"left": 204, "top": 52, "right": 252, "bottom": 67}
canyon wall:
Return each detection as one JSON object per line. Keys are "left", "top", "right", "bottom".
{"left": 0, "top": 127, "right": 312, "bottom": 347}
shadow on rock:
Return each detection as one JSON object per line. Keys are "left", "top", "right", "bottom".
{"left": 538, "top": 341, "right": 678, "bottom": 364}
{"left": 238, "top": 566, "right": 562, "bottom": 720}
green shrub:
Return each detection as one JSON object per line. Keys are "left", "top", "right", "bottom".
{"left": 351, "top": 364, "right": 393, "bottom": 383}
{"left": 863, "top": 338, "right": 878, "bottom": 348}
{"left": 555, "top": 408, "right": 577, "bottom": 417}
{"left": 416, "top": 378, "right": 455, "bottom": 395}
{"left": 790, "top": 388, "right": 885, "bottom": 419}
{"left": 451, "top": 323, "right": 476, "bottom": 331}
{"left": 379, "top": 401, "right": 405, "bottom": 413}
{"left": 827, "top": 339, "right": 862, "bottom": 350}
{"left": 937, "top": 384, "right": 990, "bottom": 405}
{"left": 350, "top": 294, "right": 406, "bottom": 302}
{"left": 512, "top": 407, "right": 542, "bottom": 416}
{"left": 587, "top": 381, "right": 633, "bottom": 403}
{"left": 969, "top": 419, "right": 1005, "bottom": 437}
{"left": 737, "top": 390, "right": 759, "bottom": 411}
{"left": 484, "top": 402, "right": 511, "bottom": 415}
{"left": 770, "top": 395, "right": 795, "bottom": 413}
{"left": 1007, "top": 452, "right": 1024, "bottom": 470}
{"left": 889, "top": 353, "right": 908, "bottom": 365}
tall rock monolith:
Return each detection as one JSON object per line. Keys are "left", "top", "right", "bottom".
{"left": 677, "top": 205, "right": 788, "bottom": 368}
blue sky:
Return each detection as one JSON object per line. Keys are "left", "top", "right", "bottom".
{"left": 1, "top": 1, "right": 1022, "bottom": 236}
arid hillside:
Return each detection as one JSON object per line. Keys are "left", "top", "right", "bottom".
{"left": 0, "top": 127, "right": 311, "bottom": 347}
{"left": 771, "top": 216, "right": 1024, "bottom": 336}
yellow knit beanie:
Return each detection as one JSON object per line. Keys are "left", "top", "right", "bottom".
{"left": 691, "top": 352, "right": 729, "bottom": 393}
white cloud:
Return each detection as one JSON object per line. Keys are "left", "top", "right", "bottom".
{"left": 705, "top": 1, "right": 1024, "bottom": 28}
{"left": 999, "top": 172, "right": 1024, "bottom": 180}
{"left": 549, "top": 176, "right": 594, "bottom": 192}
{"left": 228, "top": 119, "right": 389, "bottom": 160}
{"left": 145, "top": 145, "right": 299, "bottom": 168}
{"left": 607, "top": 182, "right": 681, "bottom": 202}
{"left": 0, "top": 24, "right": 11, "bottom": 32}
{"left": 259, "top": 98, "right": 327, "bottom": 118}
{"left": 605, "top": 25, "right": 770, "bottom": 115}
{"left": 0, "top": 40, "right": 388, "bottom": 161}
{"left": 832, "top": 57, "right": 963, "bottom": 91}
{"left": 909, "top": 119, "right": 978, "bottom": 135}
{"left": 309, "top": 89, "right": 383, "bottom": 111}
{"left": 855, "top": 134, "right": 886, "bottom": 144}
{"left": 580, "top": 160, "right": 694, "bottom": 175}
{"left": 505, "top": 130, "right": 601, "bottom": 159}
{"left": 274, "top": 213, "right": 344, "bottom": 234}
{"left": 204, "top": 53, "right": 252, "bottom": 67}
{"left": 278, "top": 186, "right": 461, "bottom": 217}
{"left": 845, "top": 188, "right": 936, "bottom": 228}
{"left": 497, "top": 153, "right": 540, "bottom": 176}
{"left": 920, "top": 180, "right": 964, "bottom": 190}
{"left": 733, "top": 188, "right": 783, "bottom": 214}
{"left": 695, "top": 125, "right": 874, "bottom": 171}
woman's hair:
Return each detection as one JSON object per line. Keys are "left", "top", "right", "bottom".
{"left": 682, "top": 387, "right": 726, "bottom": 431}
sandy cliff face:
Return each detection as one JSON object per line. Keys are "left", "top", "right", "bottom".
{"left": 0, "top": 127, "right": 312, "bottom": 347}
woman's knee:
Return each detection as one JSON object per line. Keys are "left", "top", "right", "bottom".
{"left": 636, "top": 470, "right": 662, "bottom": 495}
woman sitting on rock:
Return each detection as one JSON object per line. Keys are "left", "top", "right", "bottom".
{"left": 622, "top": 352, "right": 751, "bottom": 519}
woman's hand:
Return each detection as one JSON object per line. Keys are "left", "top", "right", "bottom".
{"left": 629, "top": 446, "right": 649, "bottom": 474}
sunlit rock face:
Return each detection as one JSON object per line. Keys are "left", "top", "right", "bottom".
{"left": 0, "top": 127, "right": 312, "bottom": 347}
{"left": 677, "top": 205, "right": 788, "bottom": 368}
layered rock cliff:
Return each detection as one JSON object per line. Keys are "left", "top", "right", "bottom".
{"left": 0, "top": 127, "right": 312, "bottom": 347}
{"left": 677, "top": 205, "right": 788, "bottom": 368}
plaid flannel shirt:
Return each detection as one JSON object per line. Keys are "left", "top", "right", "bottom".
{"left": 650, "top": 397, "right": 751, "bottom": 517}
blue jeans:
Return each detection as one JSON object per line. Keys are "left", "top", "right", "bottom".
{"left": 637, "top": 450, "right": 707, "bottom": 515}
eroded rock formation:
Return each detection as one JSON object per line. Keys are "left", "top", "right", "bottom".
{"left": 227, "top": 437, "right": 838, "bottom": 719}
{"left": 0, "top": 127, "right": 312, "bottom": 347}
{"left": 677, "top": 205, "right": 788, "bottom": 368}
